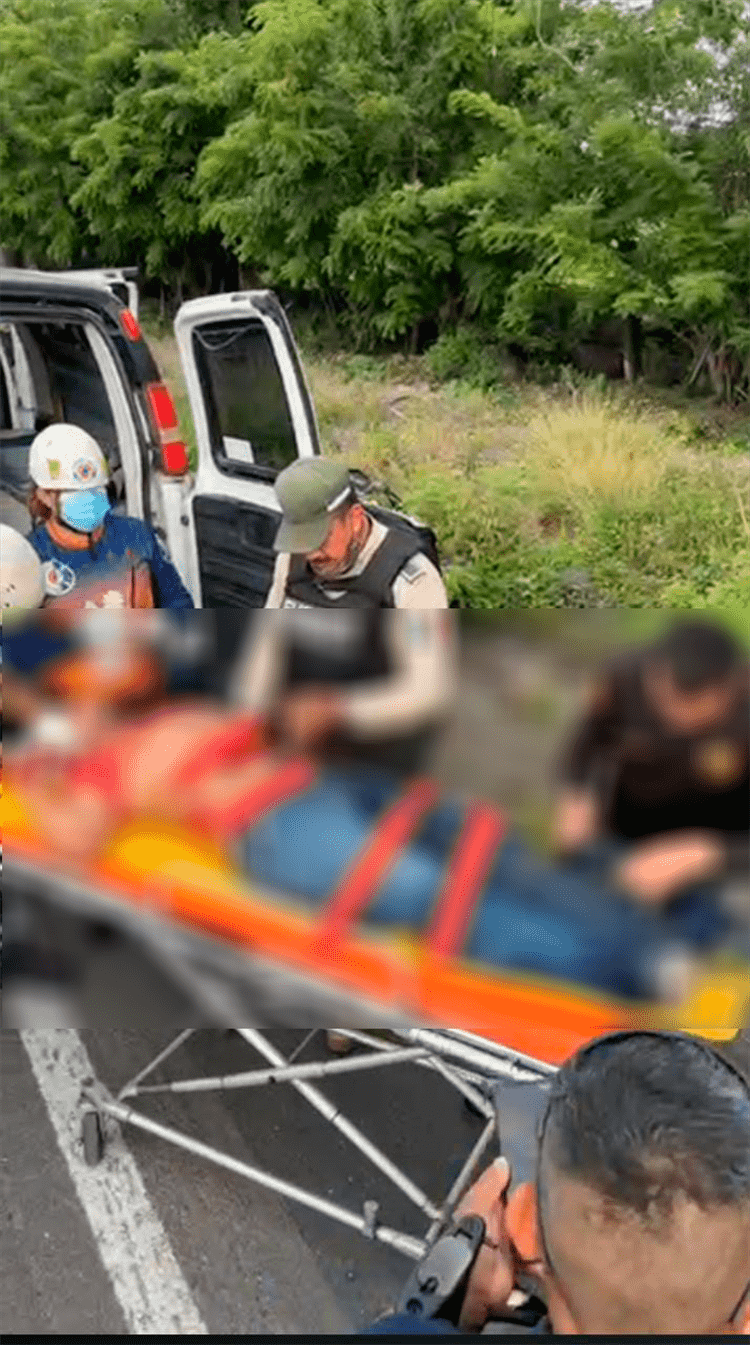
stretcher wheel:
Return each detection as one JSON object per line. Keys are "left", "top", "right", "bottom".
{"left": 82, "top": 1111, "right": 105, "bottom": 1167}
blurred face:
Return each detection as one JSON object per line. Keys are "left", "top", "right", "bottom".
{"left": 534, "top": 1167, "right": 750, "bottom": 1335}
{"left": 646, "top": 661, "right": 741, "bottom": 734}
{"left": 306, "top": 503, "right": 371, "bottom": 579}
{"left": 36, "top": 485, "right": 109, "bottom": 536}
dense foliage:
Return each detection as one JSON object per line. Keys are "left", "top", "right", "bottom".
{"left": 2, "top": 0, "right": 748, "bottom": 394}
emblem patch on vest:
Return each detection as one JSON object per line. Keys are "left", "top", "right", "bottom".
{"left": 43, "top": 561, "right": 77, "bottom": 598}
{"left": 400, "top": 555, "right": 424, "bottom": 584}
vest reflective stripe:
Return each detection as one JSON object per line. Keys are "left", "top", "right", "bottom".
{"left": 426, "top": 802, "right": 509, "bottom": 957}
{"left": 313, "top": 777, "right": 442, "bottom": 955}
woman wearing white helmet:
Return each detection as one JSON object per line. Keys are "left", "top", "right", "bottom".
{"left": 0, "top": 524, "right": 46, "bottom": 611}
{"left": 27, "top": 423, "right": 194, "bottom": 609}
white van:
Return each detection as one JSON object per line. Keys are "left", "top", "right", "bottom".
{"left": 1, "top": 268, "right": 322, "bottom": 605}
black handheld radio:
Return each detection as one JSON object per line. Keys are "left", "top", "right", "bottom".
{"left": 392, "top": 1074, "right": 553, "bottom": 1332}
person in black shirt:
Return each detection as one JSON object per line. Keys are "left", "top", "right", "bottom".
{"left": 554, "top": 619, "right": 749, "bottom": 916}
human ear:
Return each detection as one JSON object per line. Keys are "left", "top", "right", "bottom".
{"left": 508, "top": 1185, "right": 585, "bottom": 1335}
{"left": 507, "top": 1182, "right": 544, "bottom": 1271}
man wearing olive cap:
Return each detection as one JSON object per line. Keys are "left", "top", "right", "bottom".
{"left": 265, "top": 458, "right": 448, "bottom": 609}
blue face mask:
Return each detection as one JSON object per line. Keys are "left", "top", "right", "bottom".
{"left": 58, "top": 488, "right": 111, "bottom": 533}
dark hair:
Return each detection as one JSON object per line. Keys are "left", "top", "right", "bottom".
{"left": 540, "top": 1033, "right": 750, "bottom": 1227}
{"left": 27, "top": 484, "right": 53, "bottom": 524}
{"left": 654, "top": 619, "right": 744, "bottom": 693}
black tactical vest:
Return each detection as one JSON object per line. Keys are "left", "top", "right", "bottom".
{"left": 279, "top": 609, "right": 438, "bottom": 774}
{"left": 283, "top": 611, "right": 390, "bottom": 686}
{"left": 283, "top": 519, "right": 433, "bottom": 609}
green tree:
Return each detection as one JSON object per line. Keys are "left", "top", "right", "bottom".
{"left": 196, "top": 0, "right": 493, "bottom": 299}
{"left": 3, "top": 0, "right": 748, "bottom": 393}
{"left": 72, "top": 32, "right": 254, "bottom": 290}
{"left": 0, "top": 0, "right": 189, "bottom": 265}
{"left": 324, "top": 0, "right": 749, "bottom": 387}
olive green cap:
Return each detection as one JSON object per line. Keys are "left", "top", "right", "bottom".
{"left": 274, "top": 458, "right": 353, "bottom": 554}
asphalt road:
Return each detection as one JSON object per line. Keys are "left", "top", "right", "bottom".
{"left": 2, "top": 1013, "right": 497, "bottom": 1336}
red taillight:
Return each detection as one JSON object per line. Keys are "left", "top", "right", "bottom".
{"left": 161, "top": 440, "right": 190, "bottom": 475}
{"left": 147, "top": 383, "right": 178, "bottom": 432}
{"left": 146, "top": 382, "right": 190, "bottom": 476}
{"left": 119, "top": 308, "right": 142, "bottom": 342}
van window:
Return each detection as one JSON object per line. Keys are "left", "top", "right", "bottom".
{"left": 31, "top": 322, "right": 119, "bottom": 460}
{"left": 192, "top": 320, "right": 297, "bottom": 478}
{"left": 0, "top": 320, "right": 124, "bottom": 520}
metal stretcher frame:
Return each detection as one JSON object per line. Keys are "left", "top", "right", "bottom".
{"left": 78, "top": 1026, "right": 557, "bottom": 1263}
{"left": 6, "top": 836, "right": 746, "bottom": 1265}
{"left": 7, "top": 850, "right": 559, "bottom": 1259}
{"left": 3, "top": 851, "right": 448, "bottom": 1028}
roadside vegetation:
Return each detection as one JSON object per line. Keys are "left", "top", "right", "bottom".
{"left": 145, "top": 312, "right": 749, "bottom": 611}
{"left": 4, "top": 0, "right": 749, "bottom": 609}
{"left": 2, "top": 0, "right": 749, "bottom": 403}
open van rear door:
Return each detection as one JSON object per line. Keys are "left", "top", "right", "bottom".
{"left": 173, "top": 291, "right": 320, "bottom": 607}
{"left": 65, "top": 268, "right": 140, "bottom": 318}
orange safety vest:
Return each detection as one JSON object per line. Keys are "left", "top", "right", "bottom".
{"left": 43, "top": 562, "right": 156, "bottom": 610}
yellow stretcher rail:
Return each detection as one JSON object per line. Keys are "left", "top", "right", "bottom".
{"left": 3, "top": 781, "right": 748, "bottom": 1059}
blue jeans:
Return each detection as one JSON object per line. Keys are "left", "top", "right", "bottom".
{"left": 560, "top": 837, "right": 729, "bottom": 948}
{"left": 242, "top": 770, "right": 727, "bottom": 1001}
{"left": 365, "top": 1318, "right": 463, "bottom": 1336}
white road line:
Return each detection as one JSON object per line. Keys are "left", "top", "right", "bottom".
{"left": 19, "top": 1030, "right": 208, "bottom": 1336}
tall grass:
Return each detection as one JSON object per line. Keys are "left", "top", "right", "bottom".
{"left": 309, "top": 354, "right": 524, "bottom": 483}
{"left": 522, "top": 391, "right": 673, "bottom": 515}
{"left": 143, "top": 315, "right": 749, "bottom": 609}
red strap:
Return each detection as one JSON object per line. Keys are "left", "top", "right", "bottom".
{"left": 191, "top": 758, "right": 317, "bottom": 841}
{"left": 314, "top": 778, "right": 442, "bottom": 956}
{"left": 173, "top": 715, "right": 270, "bottom": 791}
{"left": 426, "top": 802, "right": 508, "bottom": 957}
{"left": 68, "top": 750, "right": 121, "bottom": 802}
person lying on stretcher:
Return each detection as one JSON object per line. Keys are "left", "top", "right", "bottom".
{"left": 5, "top": 696, "right": 742, "bottom": 1006}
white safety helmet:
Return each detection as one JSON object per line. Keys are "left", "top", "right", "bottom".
{"left": 0, "top": 524, "right": 46, "bottom": 609}
{"left": 29, "top": 423, "right": 110, "bottom": 491}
